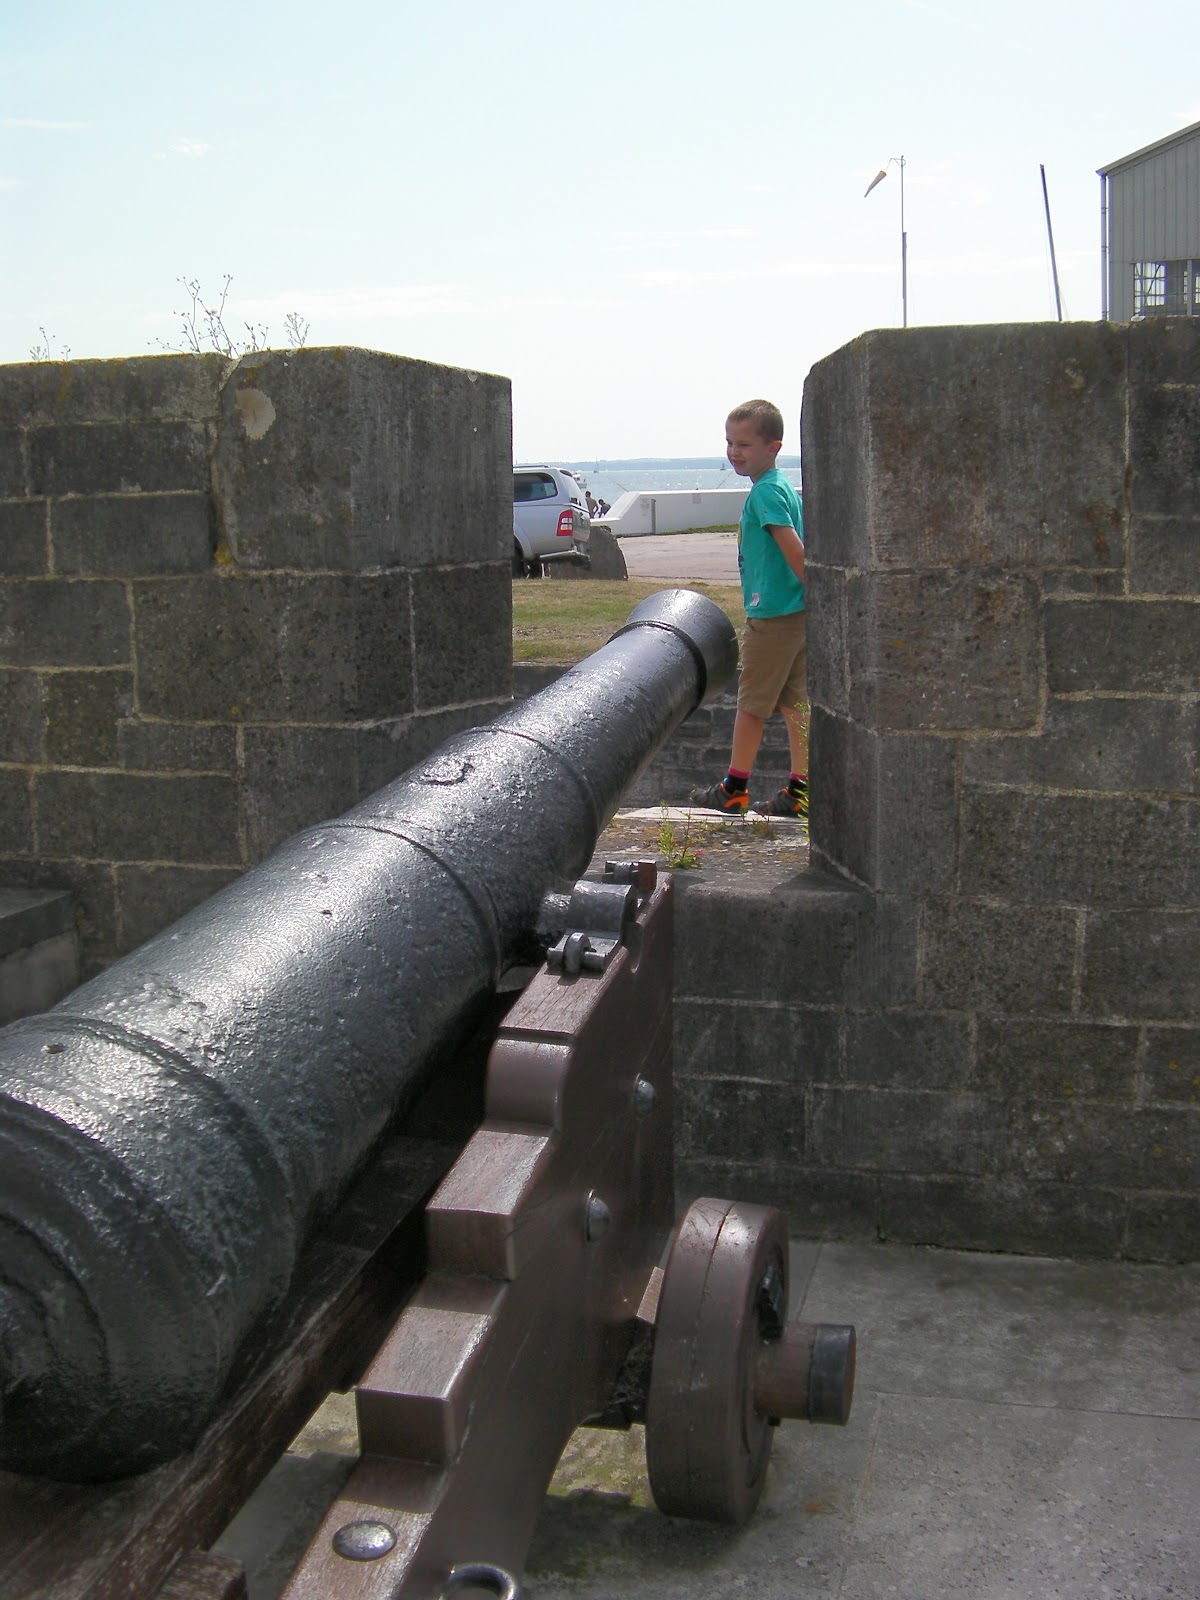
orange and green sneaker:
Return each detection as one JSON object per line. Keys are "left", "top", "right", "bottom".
{"left": 754, "top": 783, "right": 808, "bottom": 819}
{"left": 689, "top": 778, "right": 750, "bottom": 814}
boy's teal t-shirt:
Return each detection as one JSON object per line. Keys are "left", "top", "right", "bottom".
{"left": 737, "top": 468, "right": 804, "bottom": 617}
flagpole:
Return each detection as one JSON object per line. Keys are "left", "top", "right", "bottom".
{"left": 899, "top": 156, "right": 907, "bottom": 328}
{"left": 865, "top": 156, "right": 908, "bottom": 327}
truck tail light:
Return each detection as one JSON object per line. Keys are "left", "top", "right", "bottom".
{"left": 557, "top": 510, "right": 574, "bottom": 539}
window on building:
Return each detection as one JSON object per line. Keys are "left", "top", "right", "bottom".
{"left": 1133, "top": 262, "right": 1165, "bottom": 314}
{"left": 1133, "top": 260, "right": 1199, "bottom": 316}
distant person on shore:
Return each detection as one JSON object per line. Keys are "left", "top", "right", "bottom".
{"left": 586, "top": 490, "right": 599, "bottom": 516}
{"left": 596, "top": 497, "right": 610, "bottom": 517}
{"left": 690, "top": 398, "right": 808, "bottom": 819}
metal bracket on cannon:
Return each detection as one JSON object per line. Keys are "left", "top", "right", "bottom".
{"left": 282, "top": 864, "right": 855, "bottom": 1600}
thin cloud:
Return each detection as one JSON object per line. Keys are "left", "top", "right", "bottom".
{"left": 226, "top": 283, "right": 624, "bottom": 323}
{"left": 247, "top": 285, "right": 483, "bottom": 318}
{"left": 168, "top": 138, "right": 212, "bottom": 158}
{"left": 3, "top": 117, "right": 87, "bottom": 132}
{"left": 902, "top": 0, "right": 972, "bottom": 25}
{"left": 592, "top": 225, "right": 755, "bottom": 255}
{"left": 620, "top": 258, "right": 890, "bottom": 289}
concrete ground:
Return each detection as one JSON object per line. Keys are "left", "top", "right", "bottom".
{"left": 215, "top": 1239, "right": 1200, "bottom": 1599}
{"left": 618, "top": 531, "right": 739, "bottom": 585}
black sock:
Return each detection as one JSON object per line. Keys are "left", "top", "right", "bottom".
{"left": 724, "top": 772, "right": 748, "bottom": 794}
{"left": 788, "top": 772, "right": 807, "bottom": 795}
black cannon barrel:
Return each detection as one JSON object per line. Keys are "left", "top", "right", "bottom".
{"left": 0, "top": 589, "right": 737, "bottom": 1481}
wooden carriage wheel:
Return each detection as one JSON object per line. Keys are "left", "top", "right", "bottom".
{"left": 644, "top": 1197, "right": 789, "bottom": 1524}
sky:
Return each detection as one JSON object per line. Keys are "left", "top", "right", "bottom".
{"left": 3, "top": 1, "right": 1199, "bottom": 460}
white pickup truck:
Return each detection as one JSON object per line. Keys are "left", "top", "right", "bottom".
{"left": 512, "top": 465, "right": 591, "bottom": 577}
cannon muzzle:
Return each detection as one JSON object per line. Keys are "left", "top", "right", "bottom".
{"left": 0, "top": 589, "right": 736, "bottom": 1480}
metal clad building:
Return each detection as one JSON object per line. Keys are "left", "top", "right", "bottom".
{"left": 1099, "top": 120, "right": 1200, "bottom": 320}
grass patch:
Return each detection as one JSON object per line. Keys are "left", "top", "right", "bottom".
{"left": 513, "top": 578, "right": 744, "bottom": 663}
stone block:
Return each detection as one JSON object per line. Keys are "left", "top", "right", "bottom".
{"left": 800, "top": 334, "right": 872, "bottom": 571}
{"left": 870, "top": 735, "right": 959, "bottom": 897}
{"left": 0, "top": 889, "right": 78, "bottom": 1021}
{"left": 961, "top": 697, "right": 1197, "bottom": 795}
{"left": 117, "top": 719, "right": 236, "bottom": 773}
{"left": 1126, "top": 314, "right": 1200, "bottom": 387}
{"left": 846, "top": 570, "right": 1040, "bottom": 731}
{"left": 809, "top": 1085, "right": 1004, "bottom": 1176}
{"left": 673, "top": 997, "right": 840, "bottom": 1084}
{"left": 0, "top": 859, "right": 118, "bottom": 978}
{"left": 1141, "top": 1028, "right": 1200, "bottom": 1106}
{"left": 1045, "top": 597, "right": 1200, "bottom": 694}
{"left": 960, "top": 790, "right": 1198, "bottom": 908}
{"left": 587, "top": 528, "right": 627, "bottom": 579}
{"left": 1129, "top": 515, "right": 1200, "bottom": 596}
{"left": 1042, "top": 568, "right": 1126, "bottom": 596}
{"left": 0, "top": 770, "right": 32, "bottom": 853}
{"left": 0, "top": 431, "right": 25, "bottom": 497}
{"left": 52, "top": 493, "right": 214, "bottom": 576}
{"left": 1124, "top": 1192, "right": 1200, "bottom": 1264}
{"left": 807, "top": 708, "right": 863, "bottom": 882}
{"left": 812, "top": 714, "right": 958, "bottom": 893}
{"left": 212, "top": 348, "right": 511, "bottom": 571}
{"left": 29, "top": 422, "right": 210, "bottom": 496}
{"left": 0, "top": 934, "right": 80, "bottom": 1023}
{"left": 1082, "top": 910, "right": 1200, "bottom": 1021}
{"left": 877, "top": 1175, "right": 1126, "bottom": 1258}
{"left": 0, "top": 886, "right": 73, "bottom": 957}
{"left": 133, "top": 573, "right": 413, "bottom": 723}
{"left": 675, "top": 872, "right": 917, "bottom": 1009}
{"left": 921, "top": 897, "right": 1078, "bottom": 1014}
{"left": 0, "top": 354, "right": 224, "bottom": 426}
{"left": 1129, "top": 382, "right": 1200, "bottom": 518}
{"left": 411, "top": 564, "right": 512, "bottom": 710}
{"left": 674, "top": 1075, "right": 805, "bottom": 1165}
{"left": 549, "top": 528, "right": 626, "bottom": 580}
{"left": 0, "top": 669, "right": 44, "bottom": 761}
{"left": 1008, "top": 1101, "right": 1197, "bottom": 1191}
{"left": 241, "top": 725, "right": 368, "bottom": 861}
{"left": 1, "top": 499, "right": 48, "bottom": 575}
{"left": 845, "top": 1010, "right": 972, "bottom": 1090}
{"left": 115, "top": 864, "right": 243, "bottom": 954}
{"left": 0, "top": 579, "right": 130, "bottom": 667}
{"left": 36, "top": 771, "right": 241, "bottom": 866}
{"left": 807, "top": 325, "right": 1127, "bottom": 574}
{"left": 673, "top": 1156, "right": 879, "bottom": 1240}
{"left": 803, "top": 566, "right": 847, "bottom": 715}
{"left": 44, "top": 669, "right": 134, "bottom": 766}
{"left": 976, "top": 1018, "right": 1138, "bottom": 1102}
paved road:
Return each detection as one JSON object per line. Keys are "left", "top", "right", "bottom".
{"left": 617, "top": 530, "right": 738, "bottom": 584}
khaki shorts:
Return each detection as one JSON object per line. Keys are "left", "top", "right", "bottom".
{"left": 737, "top": 612, "right": 808, "bottom": 719}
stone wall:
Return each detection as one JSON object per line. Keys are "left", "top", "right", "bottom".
{"left": 0, "top": 348, "right": 512, "bottom": 978}
{"left": 672, "top": 321, "right": 1199, "bottom": 1263}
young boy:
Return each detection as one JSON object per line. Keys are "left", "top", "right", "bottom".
{"left": 691, "top": 398, "right": 809, "bottom": 818}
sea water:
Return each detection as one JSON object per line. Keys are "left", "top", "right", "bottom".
{"left": 556, "top": 458, "right": 802, "bottom": 510}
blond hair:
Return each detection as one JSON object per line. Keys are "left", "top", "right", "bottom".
{"left": 727, "top": 399, "right": 784, "bottom": 443}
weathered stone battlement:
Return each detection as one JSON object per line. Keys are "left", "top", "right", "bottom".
{"left": 672, "top": 319, "right": 1199, "bottom": 1262}
{"left": 0, "top": 348, "right": 513, "bottom": 975}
